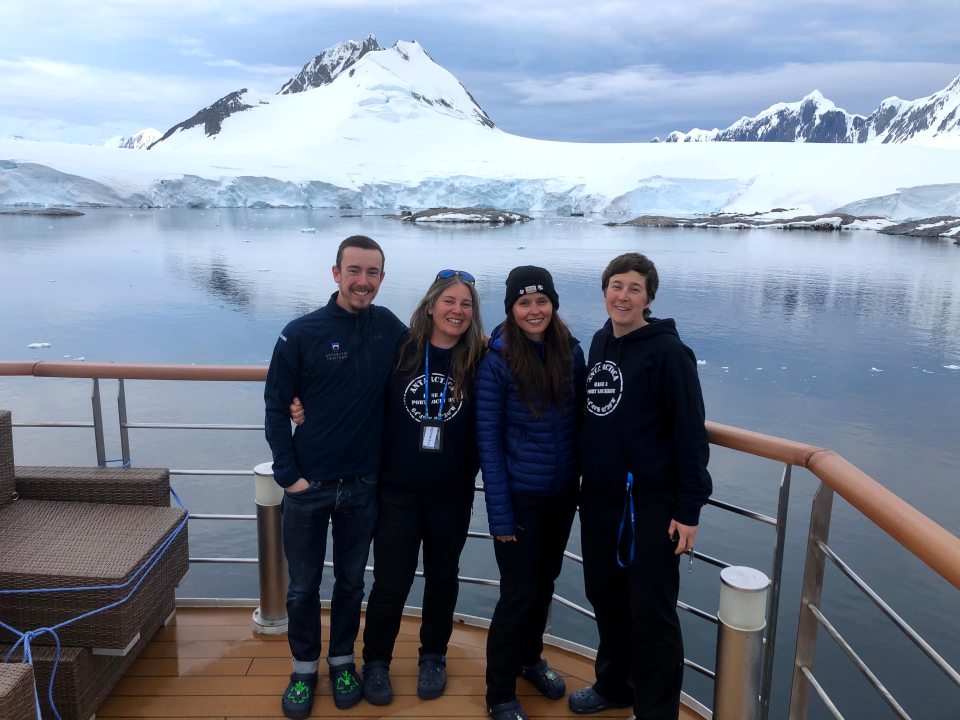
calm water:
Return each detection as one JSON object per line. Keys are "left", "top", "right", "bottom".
{"left": 1, "top": 209, "right": 958, "bottom": 718}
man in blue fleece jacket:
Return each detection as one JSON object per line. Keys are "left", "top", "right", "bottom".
{"left": 264, "top": 235, "right": 405, "bottom": 717}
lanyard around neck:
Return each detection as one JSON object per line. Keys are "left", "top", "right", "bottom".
{"left": 616, "top": 472, "right": 636, "bottom": 568}
{"left": 423, "top": 343, "right": 450, "bottom": 421}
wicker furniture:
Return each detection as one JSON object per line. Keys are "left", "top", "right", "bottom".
{"left": 0, "top": 410, "right": 188, "bottom": 720}
{"left": 0, "top": 664, "right": 34, "bottom": 720}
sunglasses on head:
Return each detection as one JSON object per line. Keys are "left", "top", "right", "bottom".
{"left": 435, "top": 269, "right": 476, "bottom": 284}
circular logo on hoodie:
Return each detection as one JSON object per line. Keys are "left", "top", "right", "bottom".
{"left": 585, "top": 360, "right": 623, "bottom": 417}
{"left": 403, "top": 373, "right": 463, "bottom": 422}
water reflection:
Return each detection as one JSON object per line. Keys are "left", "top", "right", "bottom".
{"left": 1, "top": 209, "right": 958, "bottom": 720}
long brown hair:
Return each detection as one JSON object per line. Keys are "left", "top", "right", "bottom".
{"left": 502, "top": 310, "right": 573, "bottom": 416}
{"left": 396, "top": 276, "right": 486, "bottom": 402}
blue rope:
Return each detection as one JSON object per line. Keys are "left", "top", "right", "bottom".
{"left": 0, "top": 487, "right": 188, "bottom": 720}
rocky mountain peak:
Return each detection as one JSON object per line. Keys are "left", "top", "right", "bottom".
{"left": 279, "top": 35, "right": 381, "bottom": 95}
{"left": 659, "top": 72, "right": 960, "bottom": 145}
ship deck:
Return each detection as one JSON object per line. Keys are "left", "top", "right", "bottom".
{"left": 98, "top": 606, "right": 702, "bottom": 719}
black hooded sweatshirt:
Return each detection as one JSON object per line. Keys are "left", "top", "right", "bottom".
{"left": 580, "top": 317, "right": 712, "bottom": 526}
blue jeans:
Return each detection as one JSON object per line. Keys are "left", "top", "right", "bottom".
{"left": 282, "top": 474, "right": 378, "bottom": 672}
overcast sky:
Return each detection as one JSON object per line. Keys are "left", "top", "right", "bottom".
{"left": 2, "top": 0, "right": 958, "bottom": 144}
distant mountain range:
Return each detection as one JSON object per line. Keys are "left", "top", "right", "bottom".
{"left": 118, "top": 37, "right": 959, "bottom": 152}
{"left": 655, "top": 75, "right": 960, "bottom": 144}
{"left": 105, "top": 128, "right": 162, "bottom": 150}
{"left": 148, "top": 35, "right": 493, "bottom": 152}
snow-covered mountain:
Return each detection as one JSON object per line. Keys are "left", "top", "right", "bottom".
{"left": 151, "top": 35, "right": 494, "bottom": 152}
{"left": 2, "top": 36, "right": 960, "bottom": 219}
{"left": 657, "top": 75, "right": 960, "bottom": 145}
{"left": 104, "top": 128, "right": 163, "bottom": 150}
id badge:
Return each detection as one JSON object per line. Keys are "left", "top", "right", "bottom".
{"left": 420, "top": 419, "right": 443, "bottom": 453}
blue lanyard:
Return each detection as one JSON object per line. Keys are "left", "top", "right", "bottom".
{"left": 616, "top": 472, "right": 636, "bottom": 568}
{"left": 423, "top": 343, "right": 450, "bottom": 421}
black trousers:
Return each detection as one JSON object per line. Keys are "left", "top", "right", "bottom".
{"left": 362, "top": 487, "right": 474, "bottom": 664}
{"left": 580, "top": 492, "right": 683, "bottom": 720}
{"left": 485, "top": 489, "right": 578, "bottom": 706}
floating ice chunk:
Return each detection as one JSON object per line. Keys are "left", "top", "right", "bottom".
{"left": 721, "top": 366, "right": 729, "bottom": 370}
{"left": 63, "top": 355, "right": 71, "bottom": 358}
{"left": 755, "top": 367, "right": 763, "bottom": 371}
{"left": 301, "top": 227, "right": 317, "bottom": 233}
{"left": 780, "top": 366, "right": 787, "bottom": 370}
{"left": 870, "top": 367, "right": 883, "bottom": 373}
{"left": 944, "top": 364, "right": 960, "bottom": 370}
{"left": 76, "top": 356, "right": 85, "bottom": 361}
{"left": 697, "top": 359, "right": 707, "bottom": 365}
{"left": 923, "top": 369, "right": 934, "bottom": 374}
{"left": 27, "top": 342, "right": 51, "bottom": 349}
{"left": 258, "top": 268, "right": 270, "bottom": 272}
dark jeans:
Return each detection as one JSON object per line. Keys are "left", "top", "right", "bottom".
{"left": 282, "top": 474, "right": 378, "bottom": 669}
{"left": 362, "top": 487, "right": 474, "bottom": 664}
{"left": 485, "top": 489, "right": 578, "bottom": 706}
{"left": 580, "top": 492, "right": 683, "bottom": 720}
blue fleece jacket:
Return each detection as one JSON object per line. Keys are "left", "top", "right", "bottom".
{"left": 263, "top": 292, "right": 405, "bottom": 487}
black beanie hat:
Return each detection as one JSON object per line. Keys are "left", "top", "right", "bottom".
{"left": 504, "top": 265, "right": 559, "bottom": 315}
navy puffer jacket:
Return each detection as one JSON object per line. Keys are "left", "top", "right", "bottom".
{"left": 476, "top": 323, "right": 586, "bottom": 536}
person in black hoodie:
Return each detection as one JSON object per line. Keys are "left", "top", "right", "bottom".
{"left": 289, "top": 269, "right": 486, "bottom": 707}
{"left": 569, "top": 253, "right": 712, "bottom": 720}
{"left": 360, "top": 269, "right": 487, "bottom": 705}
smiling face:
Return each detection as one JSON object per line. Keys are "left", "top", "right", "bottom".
{"left": 511, "top": 291, "right": 553, "bottom": 341}
{"left": 332, "top": 246, "right": 384, "bottom": 313}
{"left": 428, "top": 282, "right": 474, "bottom": 348}
{"left": 604, "top": 270, "right": 651, "bottom": 336}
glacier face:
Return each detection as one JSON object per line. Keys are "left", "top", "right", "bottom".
{"left": 5, "top": 156, "right": 959, "bottom": 223}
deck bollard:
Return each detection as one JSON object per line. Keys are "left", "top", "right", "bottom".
{"left": 713, "top": 566, "right": 770, "bottom": 720}
{"left": 252, "top": 462, "right": 288, "bottom": 634}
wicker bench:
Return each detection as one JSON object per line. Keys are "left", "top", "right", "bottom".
{"left": 0, "top": 664, "right": 34, "bottom": 720}
{"left": 0, "top": 410, "right": 188, "bottom": 720}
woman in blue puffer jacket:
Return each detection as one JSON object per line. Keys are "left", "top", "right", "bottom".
{"left": 476, "top": 265, "right": 585, "bottom": 720}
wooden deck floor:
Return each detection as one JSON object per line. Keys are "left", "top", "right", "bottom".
{"left": 98, "top": 606, "right": 702, "bottom": 720}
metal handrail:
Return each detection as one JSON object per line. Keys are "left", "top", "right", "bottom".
{"left": 7, "top": 361, "right": 956, "bottom": 588}
{"left": 4, "top": 359, "right": 959, "bottom": 719}
{"left": 706, "top": 421, "right": 960, "bottom": 588}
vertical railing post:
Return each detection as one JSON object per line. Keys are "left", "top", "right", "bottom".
{"left": 91, "top": 378, "right": 106, "bottom": 467}
{"left": 760, "top": 463, "right": 792, "bottom": 719}
{"left": 252, "top": 462, "right": 288, "bottom": 634}
{"left": 713, "top": 566, "right": 770, "bottom": 720}
{"left": 117, "top": 379, "right": 131, "bottom": 466}
{"left": 788, "top": 483, "right": 834, "bottom": 719}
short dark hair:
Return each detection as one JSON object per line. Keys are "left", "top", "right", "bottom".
{"left": 601, "top": 253, "right": 658, "bottom": 318}
{"left": 336, "top": 235, "right": 385, "bottom": 270}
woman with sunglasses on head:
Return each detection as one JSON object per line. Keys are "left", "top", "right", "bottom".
{"left": 289, "top": 269, "right": 485, "bottom": 707}
{"left": 476, "top": 266, "right": 586, "bottom": 720}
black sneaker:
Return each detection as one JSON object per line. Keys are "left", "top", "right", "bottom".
{"left": 488, "top": 698, "right": 529, "bottom": 720}
{"left": 520, "top": 658, "right": 566, "bottom": 700}
{"left": 417, "top": 653, "right": 447, "bottom": 700}
{"left": 568, "top": 685, "right": 632, "bottom": 714}
{"left": 281, "top": 672, "right": 317, "bottom": 719}
{"left": 362, "top": 661, "right": 393, "bottom": 705}
{"left": 329, "top": 663, "right": 363, "bottom": 710}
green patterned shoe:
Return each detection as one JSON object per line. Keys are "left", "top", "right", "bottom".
{"left": 330, "top": 662, "right": 363, "bottom": 709}
{"left": 281, "top": 672, "right": 317, "bottom": 719}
